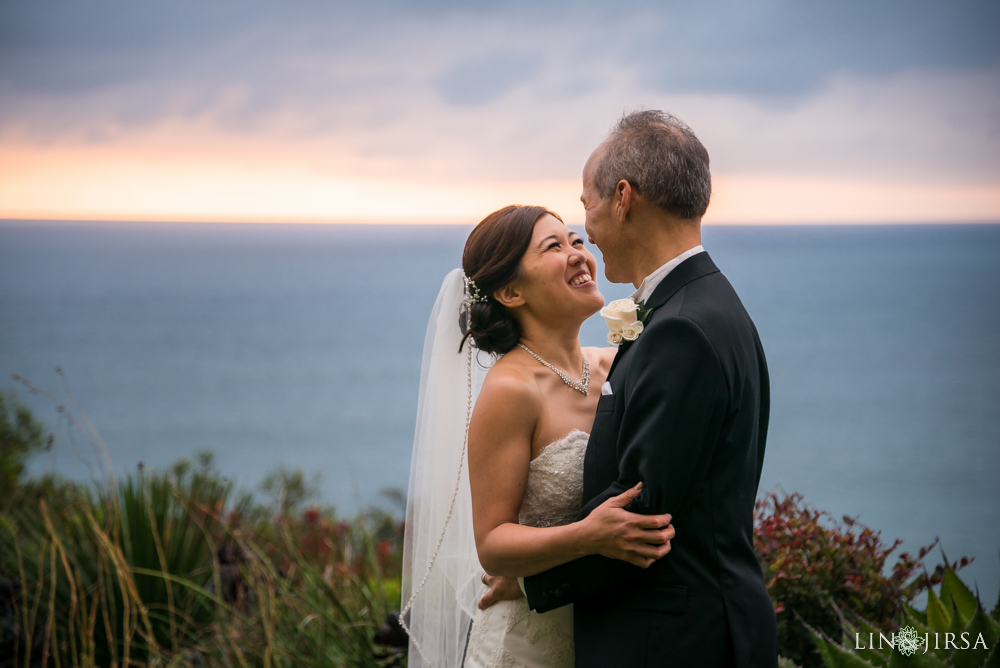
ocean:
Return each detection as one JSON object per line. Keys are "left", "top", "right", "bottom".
{"left": 1, "top": 220, "right": 998, "bottom": 596}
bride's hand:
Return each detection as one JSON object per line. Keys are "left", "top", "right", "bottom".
{"left": 478, "top": 574, "right": 525, "bottom": 610}
{"left": 581, "top": 482, "right": 674, "bottom": 568}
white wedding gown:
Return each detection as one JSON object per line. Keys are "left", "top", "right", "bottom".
{"left": 463, "top": 429, "right": 589, "bottom": 668}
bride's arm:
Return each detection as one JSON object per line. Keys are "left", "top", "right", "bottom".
{"left": 469, "top": 371, "right": 674, "bottom": 578}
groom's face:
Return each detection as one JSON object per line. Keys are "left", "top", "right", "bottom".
{"left": 581, "top": 147, "right": 627, "bottom": 283}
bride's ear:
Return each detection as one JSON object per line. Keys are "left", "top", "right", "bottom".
{"left": 494, "top": 283, "right": 525, "bottom": 308}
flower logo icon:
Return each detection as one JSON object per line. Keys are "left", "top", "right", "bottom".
{"left": 896, "top": 625, "right": 923, "bottom": 656}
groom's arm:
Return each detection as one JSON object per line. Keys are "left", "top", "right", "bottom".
{"left": 524, "top": 316, "right": 728, "bottom": 612}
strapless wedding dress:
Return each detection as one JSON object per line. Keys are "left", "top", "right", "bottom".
{"left": 463, "top": 429, "right": 588, "bottom": 668}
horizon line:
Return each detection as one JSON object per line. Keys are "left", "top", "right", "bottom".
{"left": 3, "top": 216, "right": 1000, "bottom": 228}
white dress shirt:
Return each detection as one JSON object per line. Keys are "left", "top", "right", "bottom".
{"left": 630, "top": 245, "right": 705, "bottom": 304}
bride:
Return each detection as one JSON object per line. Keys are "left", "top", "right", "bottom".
{"left": 402, "top": 205, "right": 675, "bottom": 667}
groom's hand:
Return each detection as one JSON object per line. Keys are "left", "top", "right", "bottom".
{"left": 478, "top": 574, "right": 525, "bottom": 610}
{"left": 583, "top": 482, "right": 675, "bottom": 568}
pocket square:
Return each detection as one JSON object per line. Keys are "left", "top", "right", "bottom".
{"left": 601, "top": 381, "right": 613, "bottom": 396}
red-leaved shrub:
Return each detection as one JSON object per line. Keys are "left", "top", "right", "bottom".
{"left": 753, "top": 491, "right": 940, "bottom": 667}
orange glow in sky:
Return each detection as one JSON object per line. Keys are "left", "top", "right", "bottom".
{"left": 4, "top": 144, "right": 999, "bottom": 225}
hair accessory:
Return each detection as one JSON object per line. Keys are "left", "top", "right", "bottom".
{"left": 463, "top": 275, "right": 490, "bottom": 305}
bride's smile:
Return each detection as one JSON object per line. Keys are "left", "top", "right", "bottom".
{"left": 568, "top": 269, "right": 593, "bottom": 287}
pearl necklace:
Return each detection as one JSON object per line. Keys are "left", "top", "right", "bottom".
{"left": 517, "top": 343, "right": 590, "bottom": 396}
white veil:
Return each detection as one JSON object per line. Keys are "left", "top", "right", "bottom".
{"left": 401, "top": 268, "right": 492, "bottom": 668}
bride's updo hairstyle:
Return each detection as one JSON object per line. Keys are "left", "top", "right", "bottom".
{"left": 460, "top": 204, "right": 564, "bottom": 355}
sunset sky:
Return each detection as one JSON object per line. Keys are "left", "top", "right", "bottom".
{"left": 1, "top": 1, "right": 998, "bottom": 225}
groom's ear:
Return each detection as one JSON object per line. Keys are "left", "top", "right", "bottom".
{"left": 494, "top": 283, "right": 525, "bottom": 308}
{"left": 615, "top": 179, "right": 634, "bottom": 222}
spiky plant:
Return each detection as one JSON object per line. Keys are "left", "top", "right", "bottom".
{"left": 806, "top": 555, "right": 1000, "bottom": 668}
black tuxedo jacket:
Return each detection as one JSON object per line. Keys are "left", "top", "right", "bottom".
{"left": 524, "top": 252, "right": 778, "bottom": 668}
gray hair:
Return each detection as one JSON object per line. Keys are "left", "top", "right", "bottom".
{"left": 592, "top": 109, "right": 711, "bottom": 220}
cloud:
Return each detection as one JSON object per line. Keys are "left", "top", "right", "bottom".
{"left": 3, "top": 0, "right": 996, "bottom": 98}
{"left": 625, "top": 0, "right": 1000, "bottom": 96}
{"left": 433, "top": 50, "right": 544, "bottom": 106}
{"left": 0, "top": 0, "right": 998, "bottom": 222}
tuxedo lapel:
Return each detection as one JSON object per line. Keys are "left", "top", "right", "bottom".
{"left": 643, "top": 251, "right": 720, "bottom": 313}
{"left": 607, "top": 339, "right": 634, "bottom": 378}
{"left": 606, "top": 252, "right": 720, "bottom": 378}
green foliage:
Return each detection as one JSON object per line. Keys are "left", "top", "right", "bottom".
{"left": 805, "top": 558, "right": 1000, "bottom": 668}
{"left": 0, "top": 390, "right": 52, "bottom": 495}
{"left": 1, "top": 448, "right": 405, "bottom": 667}
{"left": 203, "top": 507, "right": 404, "bottom": 667}
{"left": 0, "top": 386, "right": 408, "bottom": 666}
{"left": 755, "top": 491, "right": 933, "bottom": 668}
{"left": 0, "top": 452, "right": 233, "bottom": 665}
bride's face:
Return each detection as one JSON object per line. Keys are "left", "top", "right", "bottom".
{"left": 510, "top": 214, "right": 604, "bottom": 320}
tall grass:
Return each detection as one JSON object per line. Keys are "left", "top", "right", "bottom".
{"left": 1, "top": 461, "right": 404, "bottom": 667}
{"left": 0, "top": 379, "right": 404, "bottom": 667}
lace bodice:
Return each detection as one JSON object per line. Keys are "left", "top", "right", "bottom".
{"left": 518, "top": 429, "right": 589, "bottom": 529}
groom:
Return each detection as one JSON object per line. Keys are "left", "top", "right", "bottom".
{"left": 524, "top": 110, "right": 777, "bottom": 666}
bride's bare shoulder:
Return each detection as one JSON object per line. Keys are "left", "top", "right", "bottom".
{"left": 476, "top": 355, "right": 542, "bottom": 419}
{"left": 481, "top": 355, "right": 540, "bottom": 397}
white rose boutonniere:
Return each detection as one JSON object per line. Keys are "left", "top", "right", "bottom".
{"left": 600, "top": 298, "right": 647, "bottom": 345}
{"left": 621, "top": 321, "right": 643, "bottom": 340}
